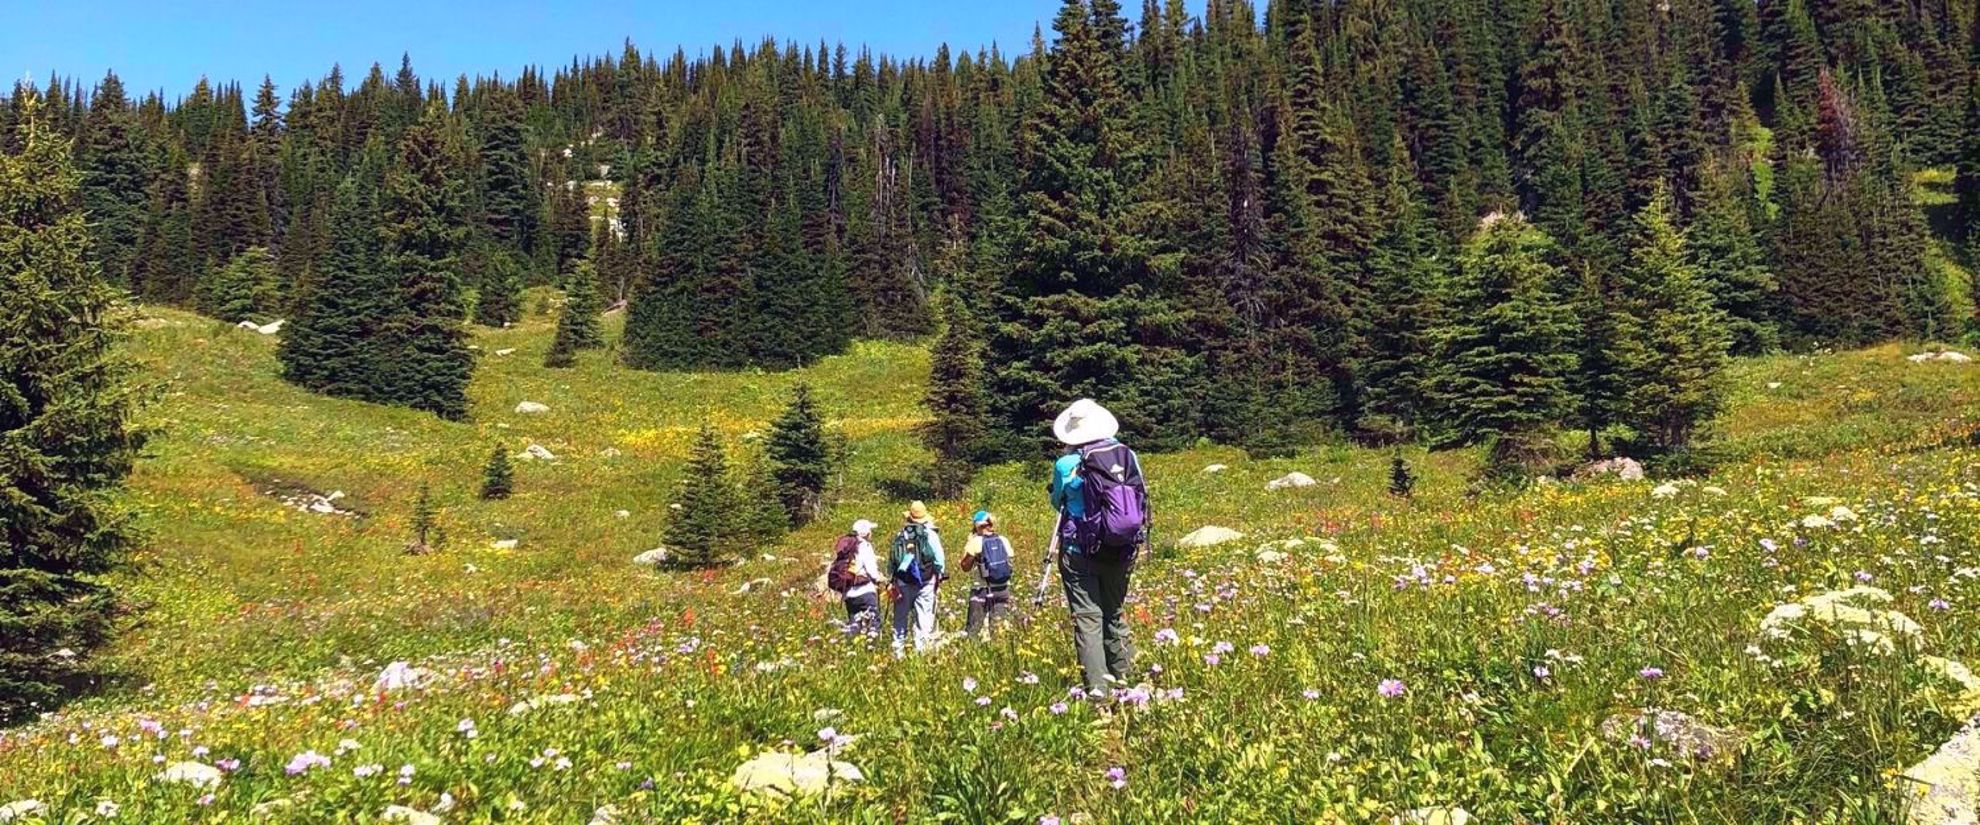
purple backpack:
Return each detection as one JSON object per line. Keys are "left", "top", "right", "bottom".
{"left": 1063, "top": 440, "right": 1148, "bottom": 562}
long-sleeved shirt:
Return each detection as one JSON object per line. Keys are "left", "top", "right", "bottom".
{"left": 845, "top": 538, "right": 882, "bottom": 599}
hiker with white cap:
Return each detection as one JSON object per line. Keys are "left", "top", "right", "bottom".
{"left": 826, "top": 519, "right": 883, "bottom": 640}
{"left": 1043, "top": 399, "right": 1149, "bottom": 695}
{"left": 887, "top": 501, "right": 946, "bottom": 654}
{"left": 959, "top": 510, "right": 1016, "bottom": 639}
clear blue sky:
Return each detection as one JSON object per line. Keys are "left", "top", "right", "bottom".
{"left": 11, "top": 0, "right": 1086, "bottom": 100}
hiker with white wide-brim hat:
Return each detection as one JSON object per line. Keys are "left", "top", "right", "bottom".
{"left": 1039, "top": 399, "right": 1149, "bottom": 696}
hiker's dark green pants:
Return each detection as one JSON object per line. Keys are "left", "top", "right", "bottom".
{"left": 1060, "top": 551, "right": 1135, "bottom": 693}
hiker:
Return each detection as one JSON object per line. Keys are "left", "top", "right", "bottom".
{"left": 888, "top": 501, "right": 946, "bottom": 654}
{"left": 959, "top": 511, "right": 1015, "bottom": 639}
{"left": 826, "top": 519, "right": 882, "bottom": 640}
{"left": 1043, "top": 398, "right": 1148, "bottom": 695}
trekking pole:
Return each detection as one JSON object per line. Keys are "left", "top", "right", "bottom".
{"left": 1032, "top": 513, "right": 1062, "bottom": 607}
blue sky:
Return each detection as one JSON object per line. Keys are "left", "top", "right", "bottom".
{"left": 11, "top": 0, "right": 1083, "bottom": 100}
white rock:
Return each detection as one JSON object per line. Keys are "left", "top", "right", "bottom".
{"left": 1651, "top": 483, "right": 1681, "bottom": 499}
{"left": 589, "top": 805, "right": 622, "bottom": 825}
{"left": 1255, "top": 549, "right": 1288, "bottom": 565}
{"left": 1393, "top": 808, "right": 1472, "bottom": 825}
{"left": 1800, "top": 514, "right": 1836, "bottom": 529}
{"left": 1177, "top": 526, "right": 1244, "bottom": 549}
{"left": 514, "top": 401, "right": 550, "bottom": 415}
{"left": 156, "top": 761, "right": 223, "bottom": 789}
{"left": 1266, "top": 472, "right": 1318, "bottom": 490}
{"left": 523, "top": 444, "right": 556, "bottom": 461}
{"left": 730, "top": 750, "right": 865, "bottom": 799}
{"left": 1830, "top": 505, "right": 1859, "bottom": 522}
{"left": 490, "top": 539, "right": 519, "bottom": 551}
{"left": 614, "top": 509, "right": 631, "bottom": 519}
{"left": 379, "top": 806, "right": 442, "bottom": 825}
{"left": 494, "top": 348, "right": 517, "bottom": 357}
{"left": 1911, "top": 350, "right": 1975, "bottom": 364}
{"left": 737, "top": 577, "right": 773, "bottom": 594}
{"left": 254, "top": 319, "right": 285, "bottom": 335}
{"left": 633, "top": 547, "right": 671, "bottom": 566}
{"left": 1202, "top": 464, "right": 1229, "bottom": 474}
{"left": 1902, "top": 719, "right": 1980, "bottom": 825}
{"left": 235, "top": 320, "right": 259, "bottom": 330}
{"left": 0, "top": 801, "right": 44, "bottom": 823}
{"left": 1767, "top": 381, "right": 1784, "bottom": 389}
{"left": 599, "top": 448, "right": 623, "bottom": 458}
{"left": 507, "top": 693, "right": 581, "bottom": 715}
{"left": 373, "top": 661, "right": 432, "bottom": 692}
{"left": 1576, "top": 457, "right": 1645, "bottom": 482}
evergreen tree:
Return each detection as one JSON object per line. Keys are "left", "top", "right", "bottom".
{"left": 474, "top": 251, "right": 524, "bottom": 327}
{"left": 923, "top": 292, "right": 990, "bottom": 496}
{"left": 78, "top": 72, "right": 148, "bottom": 284}
{"left": 379, "top": 102, "right": 474, "bottom": 419}
{"left": 279, "top": 172, "right": 392, "bottom": 401}
{"left": 198, "top": 246, "right": 279, "bottom": 323}
{"left": 765, "top": 383, "right": 835, "bottom": 526}
{"left": 1687, "top": 165, "right": 1780, "bottom": 354}
{"left": 1610, "top": 190, "right": 1732, "bottom": 453}
{"left": 131, "top": 148, "right": 197, "bottom": 304}
{"left": 664, "top": 424, "right": 741, "bottom": 568}
{"left": 737, "top": 455, "right": 791, "bottom": 546}
{"left": 1388, "top": 453, "right": 1417, "bottom": 498}
{"left": 544, "top": 259, "right": 605, "bottom": 369}
{"left": 984, "top": 0, "right": 1205, "bottom": 454}
{"left": 1431, "top": 214, "right": 1578, "bottom": 475}
{"left": 1358, "top": 160, "right": 1446, "bottom": 441}
{"left": 480, "top": 443, "right": 513, "bottom": 500}
{"left": 406, "top": 484, "right": 441, "bottom": 555}
{"left": 1, "top": 94, "right": 145, "bottom": 724}
{"left": 478, "top": 87, "right": 539, "bottom": 268}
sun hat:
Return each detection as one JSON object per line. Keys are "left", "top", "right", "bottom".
{"left": 851, "top": 519, "right": 877, "bottom": 537}
{"left": 1052, "top": 398, "right": 1119, "bottom": 446}
{"left": 971, "top": 510, "right": 993, "bottom": 527}
{"left": 904, "top": 500, "right": 934, "bottom": 525}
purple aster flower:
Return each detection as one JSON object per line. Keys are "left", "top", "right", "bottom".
{"left": 1153, "top": 628, "right": 1180, "bottom": 646}
{"left": 1250, "top": 644, "right": 1271, "bottom": 657}
{"left": 1302, "top": 689, "right": 1320, "bottom": 700}
{"left": 1377, "top": 679, "right": 1406, "bottom": 698}
{"left": 1639, "top": 666, "right": 1665, "bottom": 680}
{"left": 1041, "top": 817, "right": 1062, "bottom": 825}
{"left": 1050, "top": 702, "right": 1069, "bottom": 715}
{"left": 1930, "top": 598, "right": 1952, "bottom": 611}
{"left": 1855, "top": 570, "right": 1874, "bottom": 583}
{"left": 1104, "top": 766, "right": 1127, "bottom": 789}
{"left": 1203, "top": 654, "right": 1221, "bottom": 667}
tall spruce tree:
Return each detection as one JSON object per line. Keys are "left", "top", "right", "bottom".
{"left": 984, "top": 0, "right": 1205, "bottom": 454}
{"left": 923, "top": 292, "right": 990, "bottom": 496}
{"left": 1, "top": 94, "right": 145, "bottom": 724}
{"left": 478, "top": 86, "right": 539, "bottom": 269}
{"left": 1610, "top": 190, "right": 1732, "bottom": 453}
{"left": 1431, "top": 214, "right": 1578, "bottom": 475}
{"left": 545, "top": 259, "right": 605, "bottom": 369}
{"left": 764, "top": 382, "right": 835, "bottom": 526}
{"left": 279, "top": 172, "right": 392, "bottom": 401}
{"left": 378, "top": 102, "right": 474, "bottom": 419}
{"left": 664, "top": 424, "right": 741, "bottom": 568}
{"left": 78, "top": 72, "right": 148, "bottom": 285}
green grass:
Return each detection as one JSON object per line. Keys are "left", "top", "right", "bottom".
{"left": 4, "top": 305, "right": 1980, "bottom": 823}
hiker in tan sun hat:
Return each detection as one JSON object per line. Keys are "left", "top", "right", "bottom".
{"left": 886, "top": 500, "right": 946, "bottom": 655}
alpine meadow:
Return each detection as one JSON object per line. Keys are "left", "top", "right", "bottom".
{"left": 11, "top": 0, "right": 1980, "bottom": 823}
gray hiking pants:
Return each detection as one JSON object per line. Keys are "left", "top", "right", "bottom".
{"left": 1060, "top": 551, "right": 1135, "bottom": 694}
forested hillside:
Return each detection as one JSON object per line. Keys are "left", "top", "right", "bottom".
{"left": 9, "top": 0, "right": 1978, "bottom": 455}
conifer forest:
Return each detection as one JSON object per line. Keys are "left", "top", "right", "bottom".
{"left": 11, "top": 0, "right": 1980, "bottom": 456}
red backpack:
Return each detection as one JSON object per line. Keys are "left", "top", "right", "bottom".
{"left": 826, "top": 535, "right": 862, "bottom": 594}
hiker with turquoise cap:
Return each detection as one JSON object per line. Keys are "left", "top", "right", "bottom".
{"left": 959, "top": 510, "right": 1016, "bottom": 639}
